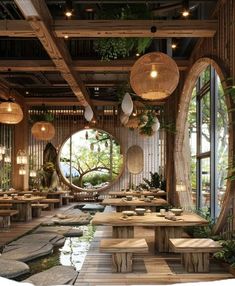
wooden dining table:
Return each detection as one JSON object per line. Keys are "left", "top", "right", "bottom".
{"left": 0, "top": 196, "right": 45, "bottom": 222}
{"left": 101, "top": 197, "right": 168, "bottom": 212}
{"left": 92, "top": 211, "right": 208, "bottom": 252}
{"left": 108, "top": 190, "right": 167, "bottom": 198}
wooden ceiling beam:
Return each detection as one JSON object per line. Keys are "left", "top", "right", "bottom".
{"left": 0, "top": 59, "right": 189, "bottom": 72}
{"left": 0, "top": 19, "right": 217, "bottom": 38}
{"left": 14, "top": 0, "right": 92, "bottom": 108}
{"left": 25, "top": 97, "right": 165, "bottom": 106}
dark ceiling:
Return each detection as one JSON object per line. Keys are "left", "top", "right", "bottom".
{"left": 0, "top": 0, "right": 217, "bottom": 104}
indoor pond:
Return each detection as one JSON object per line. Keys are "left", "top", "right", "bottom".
{"left": 17, "top": 224, "right": 96, "bottom": 281}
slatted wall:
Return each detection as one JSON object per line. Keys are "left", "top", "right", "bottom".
{"left": 28, "top": 106, "right": 165, "bottom": 194}
{"left": 0, "top": 123, "right": 14, "bottom": 190}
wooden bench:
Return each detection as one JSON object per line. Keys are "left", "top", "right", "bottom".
{"left": 100, "top": 238, "right": 148, "bottom": 273}
{"left": 31, "top": 203, "right": 49, "bottom": 217}
{"left": 0, "top": 203, "right": 13, "bottom": 209}
{"left": 40, "top": 199, "right": 60, "bottom": 211}
{"left": 169, "top": 238, "right": 222, "bottom": 273}
{"left": 0, "top": 210, "right": 18, "bottom": 228}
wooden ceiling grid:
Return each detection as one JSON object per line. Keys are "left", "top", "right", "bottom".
{"left": 0, "top": 0, "right": 218, "bottom": 106}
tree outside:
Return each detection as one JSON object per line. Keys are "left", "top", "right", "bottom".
{"left": 59, "top": 129, "right": 123, "bottom": 190}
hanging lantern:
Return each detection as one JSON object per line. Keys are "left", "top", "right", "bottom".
{"left": 84, "top": 105, "right": 93, "bottom": 122}
{"left": 105, "top": 141, "right": 108, "bottom": 148}
{"left": 19, "top": 165, "right": 26, "bottom": 176}
{"left": 121, "top": 92, "right": 133, "bottom": 115}
{"left": 0, "top": 154, "right": 2, "bottom": 161}
{"left": 31, "top": 121, "right": 55, "bottom": 141}
{"left": 4, "top": 155, "right": 11, "bottom": 163}
{"left": 97, "top": 145, "right": 101, "bottom": 152}
{"left": 29, "top": 170, "right": 37, "bottom": 177}
{"left": 152, "top": 117, "right": 160, "bottom": 133}
{"left": 16, "top": 149, "right": 27, "bottom": 165}
{"left": 85, "top": 131, "right": 89, "bottom": 140}
{"left": 0, "top": 99, "right": 23, "bottom": 124}
{"left": 0, "top": 145, "right": 6, "bottom": 155}
{"left": 120, "top": 112, "right": 129, "bottom": 126}
{"left": 130, "top": 52, "right": 179, "bottom": 100}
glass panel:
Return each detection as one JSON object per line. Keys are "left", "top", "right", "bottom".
{"left": 188, "top": 87, "right": 197, "bottom": 206}
{"left": 216, "top": 75, "right": 228, "bottom": 215}
{"left": 59, "top": 128, "right": 124, "bottom": 191}
{"left": 200, "top": 65, "right": 211, "bottom": 87}
{"left": 201, "top": 157, "right": 210, "bottom": 209}
{"left": 201, "top": 91, "right": 210, "bottom": 153}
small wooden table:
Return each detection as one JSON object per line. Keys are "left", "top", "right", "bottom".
{"left": 92, "top": 212, "right": 208, "bottom": 253}
{"left": 0, "top": 196, "right": 45, "bottom": 222}
{"left": 101, "top": 198, "right": 168, "bottom": 212}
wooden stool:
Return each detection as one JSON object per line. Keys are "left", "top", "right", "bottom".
{"left": 0, "top": 210, "right": 18, "bottom": 228}
{"left": 100, "top": 238, "right": 148, "bottom": 273}
{"left": 169, "top": 238, "right": 222, "bottom": 273}
{"left": 31, "top": 203, "right": 49, "bottom": 217}
{"left": 41, "top": 199, "right": 60, "bottom": 211}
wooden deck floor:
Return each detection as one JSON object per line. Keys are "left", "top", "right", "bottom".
{"left": 0, "top": 204, "right": 75, "bottom": 248}
{"left": 75, "top": 226, "right": 234, "bottom": 286}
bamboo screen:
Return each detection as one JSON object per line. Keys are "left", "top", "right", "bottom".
{"left": 28, "top": 106, "right": 166, "bottom": 193}
{"left": 0, "top": 123, "right": 14, "bottom": 190}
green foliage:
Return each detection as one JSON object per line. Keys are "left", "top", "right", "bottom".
{"left": 138, "top": 109, "right": 157, "bottom": 136}
{"left": 93, "top": 5, "right": 152, "bottom": 60}
{"left": 30, "top": 112, "right": 54, "bottom": 123}
{"left": 72, "top": 173, "right": 110, "bottom": 188}
{"left": 143, "top": 171, "right": 166, "bottom": 190}
{"left": 185, "top": 208, "right": 216, "bottom": 238}
{"left": 214, "top": 240, "right": 235, "bottom": 267}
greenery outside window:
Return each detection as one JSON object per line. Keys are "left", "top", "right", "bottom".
{"left": 188, "top": 65, "right": 228, "bottom": 219}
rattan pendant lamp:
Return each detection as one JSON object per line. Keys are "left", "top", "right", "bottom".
{"left": 130, "top": 52, "right": 179, "bottom": 100}
{"left": 31, "top": 121, "right": 55, "bottom": 141}
{"left": 0, "top": 98, "right": 23, "bottom": 124}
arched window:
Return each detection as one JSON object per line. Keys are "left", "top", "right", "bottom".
{"left": 188, "top": 65, "right": 228, "bottom": 219}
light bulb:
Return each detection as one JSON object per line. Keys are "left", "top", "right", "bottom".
{"left": 150, "top": 69, "right": 158, "bottom": 78}
{"left": 41, "top": 125, "right": 46, "bottom": 132}
{"left": 171, "top": 43, "right": 177, "bottom": 49}
{"left": 182, "top": 10, "right": 189, "bottom": 17}
{"left": 65, "top": 11, "right": 72, "bottom": 17}
{"left": 7, "top": 103, "right": 12, "bottom": 112}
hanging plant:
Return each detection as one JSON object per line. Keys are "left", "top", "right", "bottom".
{"left": 93, "top": 5, "right": 152, "bottom": 60}
{"left": 30, "top": 112, "right": 54, "bottom": 123}
{"left": 138, "top": 109, "right": 157, "bottom": 136}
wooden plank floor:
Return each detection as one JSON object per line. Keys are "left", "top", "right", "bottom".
{"left": 75, "top": 226, "right": 234, "bottom": 286}
{"left": 0, "top": 203, "right": 76, "bottom": 248}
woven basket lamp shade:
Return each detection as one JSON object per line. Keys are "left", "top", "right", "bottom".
{"left": 31, "top": 121, "right": 55, "bottom": 141}
{"left": 130, "top": 52, "right": 179, "bottom": 100}
{"left": 0, "top": 101, "right": 23, "bottom": 124}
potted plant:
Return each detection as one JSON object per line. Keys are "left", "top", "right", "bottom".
{"left": 143, "top": 171, "right": 166, "bottom": 191}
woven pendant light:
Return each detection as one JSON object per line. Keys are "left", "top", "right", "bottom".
{"left": 0, "top": 100, "right": 23, "bottom": 124}
{"left": 130, "top": 52, "right": 179, "bottom": 100}
{"left": 31, "top": 121, "right": 55, "bottom": 141}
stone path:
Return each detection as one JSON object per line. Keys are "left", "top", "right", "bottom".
{"left": 34, "top": 226, "right": 83, "bottom": 237}
{"left": 1, "top": 242, "right": 53, "bottom": 262}
{"left": 24, "top": 265, "right": 78, "bottom": 286}
{"left": 0, "top": 258, "right": 30, "bottom": 278}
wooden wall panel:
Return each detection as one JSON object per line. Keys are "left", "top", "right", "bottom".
{"left": 28, "top": 107, "right": 165, "bottom": 194}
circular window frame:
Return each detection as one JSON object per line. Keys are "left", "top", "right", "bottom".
{"left": 174, "top": 57, "right": 234, "bottom": 233}
{"left": 57, "top": 127, "right": 125, "bottom": 192}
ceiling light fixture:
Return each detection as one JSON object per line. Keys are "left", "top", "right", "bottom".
{"left": 0, "top": 98, "right": 23, "bottom": 125}
{"left": 182, "top": 0, "right": 190, "bottom": 17}
{"left": 65, "top": 0, "right": 73, "bottom": 18}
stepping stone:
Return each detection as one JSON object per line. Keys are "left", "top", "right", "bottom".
{"left": 9, "top": 233, "right": 65, "bottom": 247}
{"left": 0, "top": 258, "right": 30, "bottom": 279}
{"left": 82, "top": 204, "right": 104, "bottom": 211}
{"left": 24, "top": 265, "right": 78, "bottom": 286}
{"left": 64, "top": 228, "right": 83, "bottom": 237}
{"left": 34, "top": 226, "right": 83, "bottom": 237}
{"left": 52, "top": 213, "right": 92, "bottom": 226}
{"left": 34, "top": 226, "right": 72, "bottom": 235}
{"left": 1, "top": 243, "right": 53, "bottom": 262}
